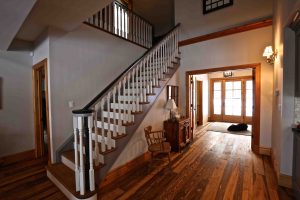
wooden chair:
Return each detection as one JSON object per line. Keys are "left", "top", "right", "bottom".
{"left": 144, "top": 126, "right": 171, "bottom": 168}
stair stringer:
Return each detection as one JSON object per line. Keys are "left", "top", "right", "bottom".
{"left": 95, "top": 63, "right": 179, "bottom": 184}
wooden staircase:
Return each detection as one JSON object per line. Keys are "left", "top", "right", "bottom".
{"left": 47, "top": 24, "right": 180, "bottom": 200}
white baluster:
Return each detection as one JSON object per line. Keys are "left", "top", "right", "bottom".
{"left": 88, "top": 115, "right": 95, "bottom": 191}
{"left": 118, "top": 82, "right": 123, "bottom": 135}
{"left": 122, "top": 79, "right": 127, "bottom": 124}
{"left": 112, "top": 87, "right": 117, "bottom": 137}
{"left": 73, "top": 117, "right": 80, "bottom": 192}
{"left": 78, "top": 117, "right": 85, "bottom": 195}
{"left": 100, "top": 100, "right": 106, "bottom": 152}
{"left": 136, "top": 64, "right": 141, "bottom": 112}
{"left": 131, "top": 69, "right": 136, "bottom": 113}
{"left": 107, "top": 93, "right": 112, "bottom": 149}
{"left": 94, "top": 104, "right": 100, "bottom": 166}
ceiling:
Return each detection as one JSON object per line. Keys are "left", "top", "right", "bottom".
{"left": 0, "top": 0, "right": 36, "bottom": 50}
{"left": 15, "top": 0, "right": 113, "bottom": 42}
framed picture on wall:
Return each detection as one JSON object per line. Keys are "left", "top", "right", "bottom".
{"left": 203, "top": 0, "right": 233, "bottom": 14}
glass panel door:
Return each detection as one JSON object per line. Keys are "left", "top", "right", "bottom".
{"left": 213, "top": 81, "right": 222, "bottom": 115}
{"left": 224, "top": 81, "right": 242, "bottom": 116}
{"left": 245, "top": 80, "right": 253, "bottom": 117}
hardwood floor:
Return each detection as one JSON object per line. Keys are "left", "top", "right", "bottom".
{"left": 99, "top": 129, "right": 295, "bottom": 200}
{"left": 0, "top": 128, "right": 294, "bottom": 200}
{"left": 0, "top": 157, "right": 67, "bottom": 200}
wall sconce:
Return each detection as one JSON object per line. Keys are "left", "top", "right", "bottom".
{"left": 263, "top": 46, "right": 277, "bottom": 64}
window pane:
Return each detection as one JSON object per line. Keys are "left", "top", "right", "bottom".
{"left": 225, "top": 90, "right": 232, "bottom": 98}
{"left": 214, "top": 99, "right": 221, "bottom": 114}
{"left": 214, "top": 91, "right": 221, "bottom": 99}
{"left": 225, "top": 82, "right": 233, "bottom": 90}
{"left": 246, "top": 90, "right": 252, "bottom": 99}
{"left": 246, "top": 107, "right": 252, "bottom": 116}
{"left": 233, "top": 90, "right": 241, "bottom": 99}
{"left": 233, "top": 81, "right": 241, "bottom": 89}
{"left": 214, "top": 82, "right": 221, "bottom": 90}
{"left": 246, "top": 80, "right": 253, "bottom": 90}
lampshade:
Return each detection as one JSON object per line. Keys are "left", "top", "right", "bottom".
{"left": 263, "top": 46, "right": 273, "bottom": 57}
{"left": 165, "top": 99, "right": 177, "bottom": 110}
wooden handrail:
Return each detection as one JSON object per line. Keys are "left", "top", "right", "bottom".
{"left": 83, "top": 23, "right": 180, "bottom": 110}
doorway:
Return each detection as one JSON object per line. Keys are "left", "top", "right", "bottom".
{"left": 186, "top": 64, "right": 261, "bottom": 154}
{"left": 33, "top": 59, "right": 51, "bottom": 162}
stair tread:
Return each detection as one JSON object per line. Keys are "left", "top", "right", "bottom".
{"left": 62, "top": 150, "right": 104, "bottom": 170}
{"left": 47, "top": 163, "right": 97, "bottom": 199}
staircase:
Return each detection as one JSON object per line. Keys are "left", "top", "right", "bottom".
{"left": 46, "top": 23, "right": 180, "bottom": 199}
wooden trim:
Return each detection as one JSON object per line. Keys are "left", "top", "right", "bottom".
{"left": 179, "top": 18, "right": 272, "bottom": 47}
{"left": 270, "top": 149, "right": 292, "bottom": 188}
{"left": 278, "top": 173, "right": 293, "bottom": 188}
{"left": 259, "top": 146, "right": 271, "bottom": 156}
{"left": 0, "top": 149, "right": 35, "bottom": 166}
{"left": 32, "top": 59, "right": 51, "bottom": 164}
{"left": 186, "top": 63, "right": 261, "bottom": 154}
{"left": 100, "top": 152, "right": 151, "bottom": 187}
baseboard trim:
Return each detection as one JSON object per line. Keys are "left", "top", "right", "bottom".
{"left": 270, "top": 150, "right": 293, "bottom": 188}
{"left": 278, "top": 173, "right": 293, "bottom": 188}
{"left": 0, "top": 149, "right": 35, "bottom": 166}
{"left": 259, "top": 146, "right": 271, "bottom": 156}
{"left": 100, "top": 152, "right": 151, "bottom": 187}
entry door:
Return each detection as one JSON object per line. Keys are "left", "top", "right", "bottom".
{"left": 223, "top": 80, "right": 242, "bottom": 122}
{"left": 211, "top": 77, "right": 253, "bottom": 124}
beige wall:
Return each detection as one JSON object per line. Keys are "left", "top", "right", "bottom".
{"left": 272, "top": 0, "right": 300, "bottom": 176}
{"left": 175, "top": 0, "right": 273, "bottom": 41}
{"left": 111, "top": 71, "right": 179, "bottom": 169}
{"left": 178, "top": 26, "right": 273, "bottom": 148}
{"left": 0, "top": 51, "right": 34, "bottom": 157}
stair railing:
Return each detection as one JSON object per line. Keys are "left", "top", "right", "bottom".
{"left": 85, "top": 1, "right": 153, "bottom": 48}
{"left": 72, "top": 23, "right": 180, "bottom": 195}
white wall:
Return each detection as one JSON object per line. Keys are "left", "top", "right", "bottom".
{"left": 45, "top": 24, "right": 147, "bottom": 161}
{"left": 272, "top": 0, "right": 300, "bottom": 176}
{"left": 175, "top": 0, "right": 273, "bottom": 40}
{"left": 0, "top": 51, "right": 34, "bottom": 157}
{"left": 177, "top": 27, "right": 273, "bottom": 148}
{"left": 111, "top": 71, "right": 179, "bottom": 169}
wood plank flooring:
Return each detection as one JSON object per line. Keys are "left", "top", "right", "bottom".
{"left": 0, "top": 128, "right": 294, "bottom": 200}
{"left": 0, "top": 157, "right": 67, "bottom": 200}
{"left": 99, "top": 129, "right": 295, "bottom": 200}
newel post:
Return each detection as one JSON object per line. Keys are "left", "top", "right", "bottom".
{"left": 72, "top": 109, "right": 95, "bottom": 195}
